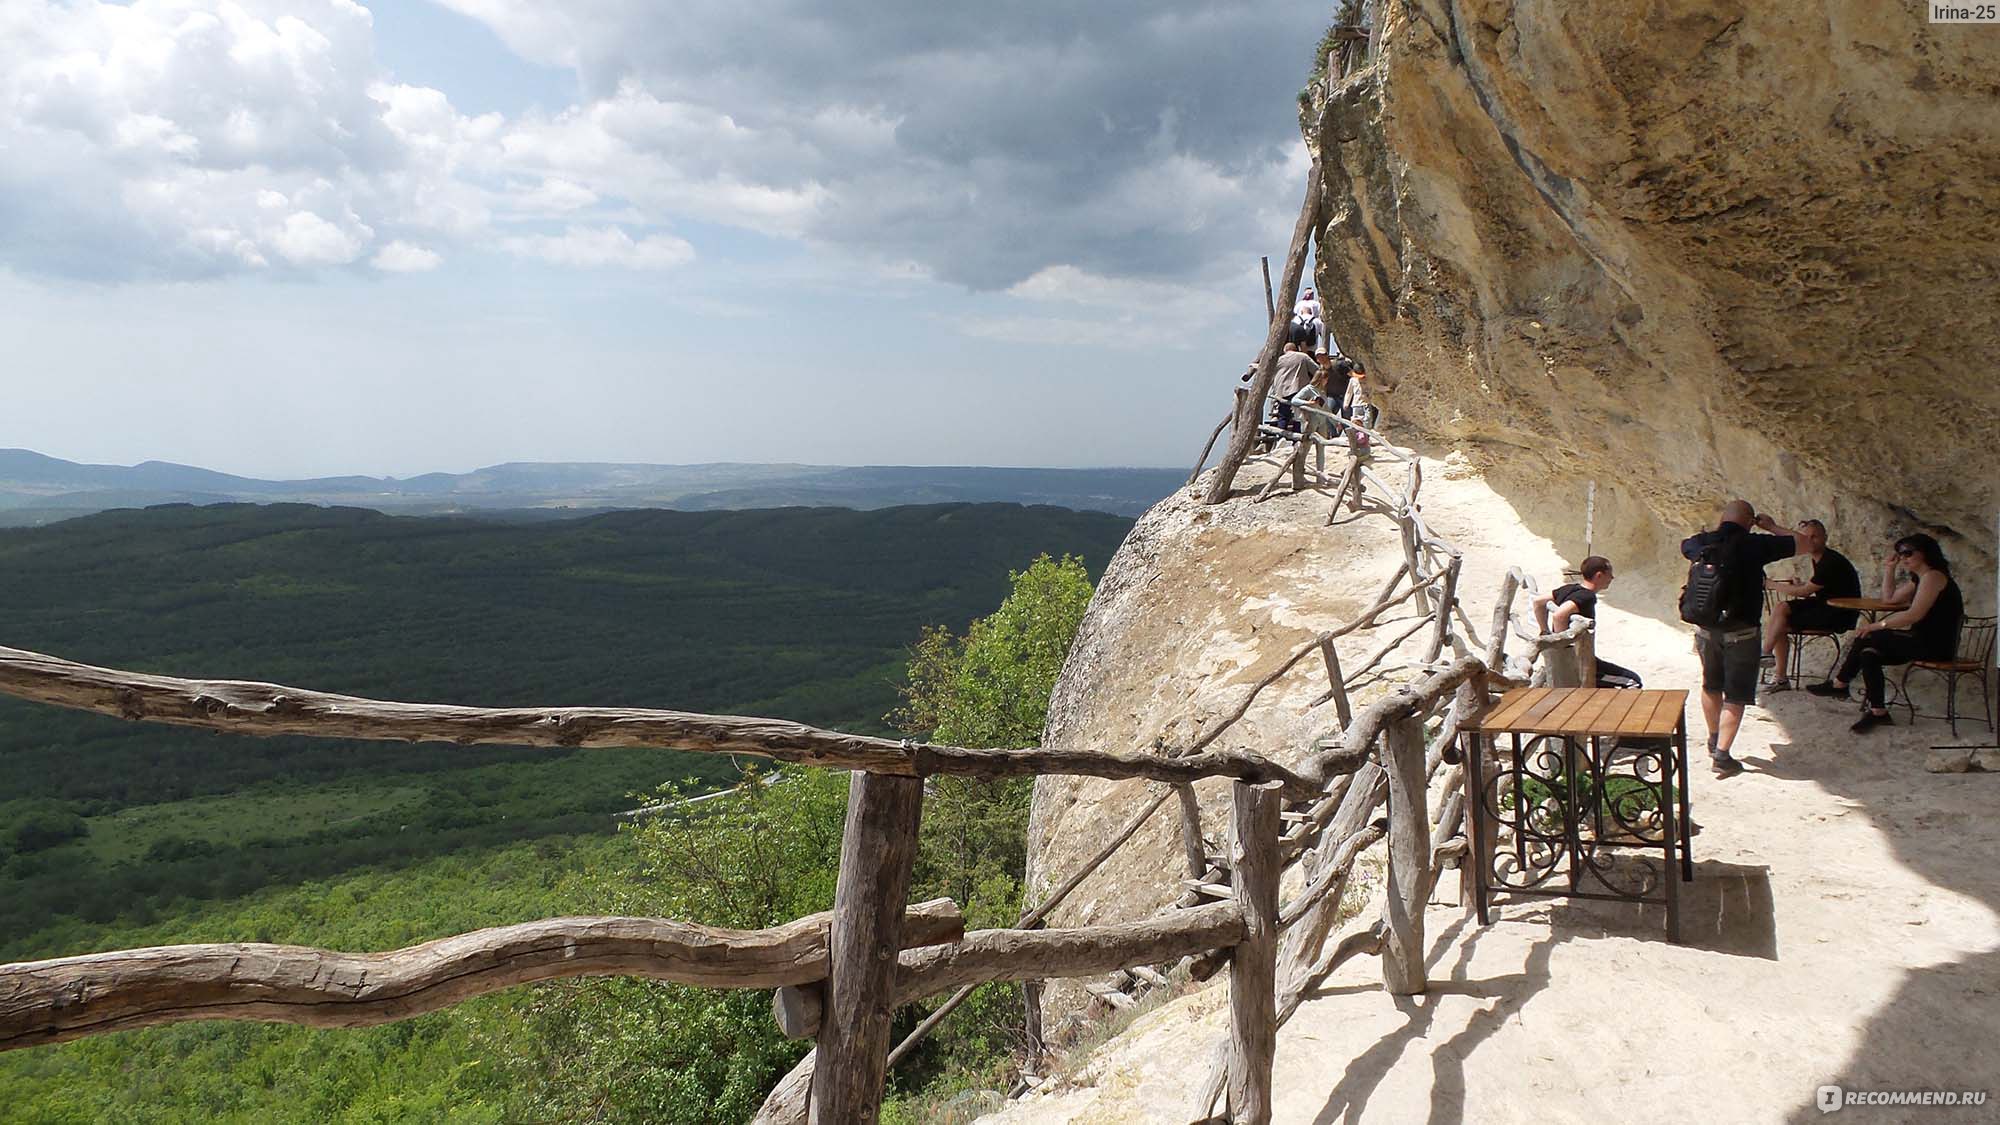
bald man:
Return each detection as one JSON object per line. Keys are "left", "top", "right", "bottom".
{"left": 1679, "top": 499, "right": 1802, "bottom": 774}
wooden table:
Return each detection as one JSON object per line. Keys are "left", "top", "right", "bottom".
{"left": 1462, "top": 688, "right": 1694, "bottom": 942}
{"left": 1827, "top": 596, "right": 1906, "bottom": 621}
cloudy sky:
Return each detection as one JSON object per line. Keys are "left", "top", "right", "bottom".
{"left": 1, "top": 0, "right": 1323, "bottom": 478}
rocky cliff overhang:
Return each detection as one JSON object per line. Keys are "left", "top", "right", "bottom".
{"left": 1312, "top": 0, "right": 1998, "bottom": 583}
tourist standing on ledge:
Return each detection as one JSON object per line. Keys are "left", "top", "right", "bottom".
{"left": 1532, "top": 556, "right": 1643, "bottom": 689}
{"left": 1679, "top": 500, "right": 1800, "bottom": 775}
{"left": 1292, "top": 287, "right": 1324, "bottom": 352}
{"left": 1759, "top": 518, "right": 1861, "bottom": 692}
{"left": 1807, "top": 534, "right": 1965, "bottom": 733}
{"left": 1341, "top": 360, "right": 1377, "bottom": 431}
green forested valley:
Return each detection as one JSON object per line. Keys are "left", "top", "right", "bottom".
{"left": 0, "top": 501, "right": 1125, "bottom": 1122}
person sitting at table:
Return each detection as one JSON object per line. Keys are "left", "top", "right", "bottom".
{"left": 1533, "top": 556, "right": 1643, "bottom": 689}
{"left": 1806, "top": 533, "right": 1965, "bottom": 733}
{"left": 1759, "top": 518, "right": 1862, "bottom": 692}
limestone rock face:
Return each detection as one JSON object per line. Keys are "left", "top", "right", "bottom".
{"left": 1024, "top": 481, "right": 1411, "bottom": 1025}
{"left": 1313, "top": 0, "right": 1999, "bottom": 584}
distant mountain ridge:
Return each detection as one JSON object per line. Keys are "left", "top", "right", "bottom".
{"left": 0, "top": 449, "right": 1185, "bottom": 525}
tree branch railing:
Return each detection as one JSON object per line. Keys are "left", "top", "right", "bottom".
{"left": 0, "top": 901, "right": 967, "bottom": 1052}
{"left": 0, "top": 645, "right": 1319, "bottom": 798}
{"left": 1, "top": 379, "right": 1510, "bottom": 1125}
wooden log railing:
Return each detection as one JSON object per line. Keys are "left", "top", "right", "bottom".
{"left": 0, "top": 901, "right": 965, "bottom": 1052}
{"left": 0, "top": 645, "right": 1318, "bottom": 798}
{"left": 0, "top": 392, "right": 1505, "bottom": 1125}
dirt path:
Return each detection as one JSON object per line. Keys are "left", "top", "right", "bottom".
{"left": 988, "top": 459, "right": 2000, "bottom": 1124}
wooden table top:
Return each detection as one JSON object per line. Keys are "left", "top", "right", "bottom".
{"left": 1469, "top": 687, "right": 1688, "bottom": 738}
{"left": 1827, "top": 596, "right": 1906, "bottom": 613}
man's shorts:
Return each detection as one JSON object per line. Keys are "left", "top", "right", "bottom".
{"left": 1783, "top": 599, "right": 1858, "bottom": 634}
{"left": 1698, "top": 626, "right": 1762, "bottom": 705}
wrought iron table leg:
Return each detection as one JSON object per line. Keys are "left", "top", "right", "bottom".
{"left": 1677, "top": 717, "right": 1694, "bottom": 882}
{"left": 1467, "top": 730, "right": 1489, "bottom": 925}
{"left": 1660, "top": 731, "right": 1682, "bottom": 944}
{"left": 1565, "top": 736, "right": 1583, "bottom": 897}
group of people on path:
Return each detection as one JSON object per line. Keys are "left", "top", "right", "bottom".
{"left": 1536, "top": 498, "right": 1966, "bottom": 776}
{"left": 1245, "top": 289, "right": 1375, "bottom": 448}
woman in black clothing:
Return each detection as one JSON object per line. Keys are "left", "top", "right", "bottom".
{"left": 1807, "top": 533, "right": 1965, "bottom": 732}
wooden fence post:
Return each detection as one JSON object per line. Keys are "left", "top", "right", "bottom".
{"left": 1573, "top": 618, "right": 1596, "bottom": 688}
{"left": 1319, "top": 639, "right": 1353, "bottom": 728}
{"left": 811, "top": 772, "right": 924, "bottom": 1125}
{"left": 1227, "top": 783, "right": 1281, "bottom": 1124}
{"left": 1381, "top": 718, "right": 1429, "bottom": 995}
{"left": 1426, "top": 554, "right": 1462, "bottom": 663}
{"left": 1177, "top": 784, "right": 1209, "bottom": 879}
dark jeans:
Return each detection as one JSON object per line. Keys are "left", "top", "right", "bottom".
{"left": 1837, "top": 631, "right": 1924, "bottom": 709}
{"left": 1595, "top": 658, "right": 1643, "bottom": 690}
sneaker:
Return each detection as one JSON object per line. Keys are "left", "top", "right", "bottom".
{"left": 1763, "top": 679, "right": 1793, "bottom": 694}
{"left": 1711, "top": 752, "right": 1745, "bottom": 776}
{"left": 1805, "top": 681, "right": 1849, "bottom": 699}
{"left": 1851, "top": 710, "right": 1894, "bottom": 734}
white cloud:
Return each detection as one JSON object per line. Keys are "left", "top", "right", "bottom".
{"left": 500, "top": 225, "right": 693, "bottom": 270}
{"left": 371, "top": 240, "right": 442, "bottom": 272}
{"left": 0, "top": 0, "right": 1315, "bottom": 294}
{"left": 272, "top": 210, "right": 368, "bottom": 265}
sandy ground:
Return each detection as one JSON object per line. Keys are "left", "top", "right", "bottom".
{"left": 988, "top": 453, "right": 2000, "bottom": 1125}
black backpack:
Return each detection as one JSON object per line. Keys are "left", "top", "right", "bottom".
{"left": 1679, "top": 538, "right": 1739, "bottom": 629}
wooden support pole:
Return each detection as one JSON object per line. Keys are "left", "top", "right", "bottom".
{"left": 1261, "top": 256, "right": 1276, "bottom": 324}
{"left": 1319, "top": 639, "right": 1353, "bottom": 728}
{"left": 1426, "top": 554, "right": 1462, "bottom": 663}
{"left": 812, "top": 772, "right": 923, "bottom": 1125}
{"left": 1188, "top": 409, "right": 1235, "bottom": 486}
{"left": 1226, "top": 783, "right": 1281, "bottom": 1125}
{"left": 1381, "top": 718, "right": 1428, "bottom": 996}
{"left": 1573, "top": 617, "right": 1596, "bottom": 687}
{"left": 1206, "top": 162, "right": 1321, "bottom": 504}
{"left": 1399, "top": 519, "right": 1434, "bottom": 617}
{"left": 1484, "top": 568, "right": 1524, "bottom": 670}
{"left": 1177, "top": 784, "right": 1209, "bottom": 880}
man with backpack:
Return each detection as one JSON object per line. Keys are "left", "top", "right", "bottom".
{"left": 1679, "top": 500, "right": 1802, "bottom": 775}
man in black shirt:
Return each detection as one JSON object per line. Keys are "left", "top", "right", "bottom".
{"left": 1760, "top": 519, "right": 1862, "bottom": 692}
{"left": 1532, "top": 556, "right": 1642, "bottom": 688}
{"left": 1679, "top": 500, "right": 1801, "bottom": 775}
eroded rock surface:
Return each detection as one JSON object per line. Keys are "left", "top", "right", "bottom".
{"left": 1314, "top": 0, "right": 1999, "bottom": 581}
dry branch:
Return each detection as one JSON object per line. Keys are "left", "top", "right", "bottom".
{"left": 0, "top": 901, "right": 964, "bottom": 1051}
{"left": 892, "top": 902, "right": 1247, "bottom": 1004}
{"left": 1302, "top": 657, "right": 1485, "bottom": 786}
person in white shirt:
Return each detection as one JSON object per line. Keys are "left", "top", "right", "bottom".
{"left": 1291, "top": 288, "right": 1325, "bottom": 351}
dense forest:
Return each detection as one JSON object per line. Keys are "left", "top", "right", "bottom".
{"left": 0, "top": 501, "right": 1129, "bottom": 952}
{"left": 0, "top": 548, "right": 1097, "bottom": 1122}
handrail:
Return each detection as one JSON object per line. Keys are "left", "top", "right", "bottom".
{"left": 0, "top": 645, "right": 1321, "bottom": 797}
{"left": 0, "top": 900, "right": 966, "bottom": 1051}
